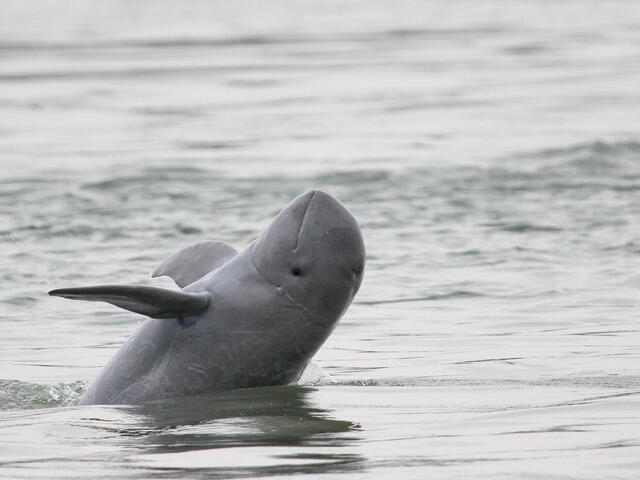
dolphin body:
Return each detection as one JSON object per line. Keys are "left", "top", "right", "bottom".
{"left": 49, "top": 190, "right": 365, "bottom": 405}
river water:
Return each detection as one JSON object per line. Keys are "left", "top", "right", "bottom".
{"left": 1, "top": 1, "right": 640, "bottom": 478}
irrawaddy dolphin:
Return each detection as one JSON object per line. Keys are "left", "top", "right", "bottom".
{"left": 49, "top": 190, "right": 365, "bottom": 405}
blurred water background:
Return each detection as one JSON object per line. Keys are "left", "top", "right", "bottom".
{"left": 1, "top": 1, "right": 640, "bottom": 478}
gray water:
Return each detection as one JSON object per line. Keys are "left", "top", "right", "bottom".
{"left": 2, "top": 1, "right": 640, "bottom": 478}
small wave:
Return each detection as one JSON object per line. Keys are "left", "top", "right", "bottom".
{"left": 0, "top": 28, "right": 511, "bottom": 55}
{"left": 484, "top": 222, "right": 562, "bottom": 233}
{"left": 386, "top": 26, "right": 508, "bottom": 38}
{"left": 0, "top": 379, "right": 86, "bottom": 410}
{"left": 2, "top": 295, "right": 38, "bottom": 306}
{"left": 336, "top": 375, "right": 640, "bottom": 390}
{"left": 180, "top": 140, "right": 248, "bottom": 151}
{"left": 173, "top": 223, "right": 203, "bottom": 235}
{"left": 312, "top": 169, "right": 392, "bottom": 186}
{"left": 337, "top": 377, "right": 473, "bottom": 387}
{"left": 297, "top": 362, "right": 334, "bottom": 385}
{"left": 504, "top": 42, "right": 548, "bottom": 56}
{"left": 530, "top": 140, "right": 640, "bottom": 176}
{"left": 603, "top": 241, "right": 640, "bottom": 254}
{"left": 82, "top": 167, "right": 214, "bottom": 190}
{"left": 534, "top": 140, "right": 640, "bottom": 159}
{"left": 0, "top": 35, "right": 305, "bottom": 54}
{"left": 357, "top": 290, "right": 481, "bottom": 306}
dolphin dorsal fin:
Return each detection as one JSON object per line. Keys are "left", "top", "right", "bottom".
{"left": 152, "top": 240, "right": 238, "bottom": 288}
{"left": 48, "top": 285, "right": 210, "bottom": 319}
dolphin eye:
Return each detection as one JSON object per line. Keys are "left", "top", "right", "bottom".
{"left": 353, "top": 264, "right": 364, "bottom": 276}
{"left": 291, "top": 265, "right": 302, "bottom": 276}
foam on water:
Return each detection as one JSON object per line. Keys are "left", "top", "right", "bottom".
{"left": 0, "top": 380, "right": 86, "bottom": 410}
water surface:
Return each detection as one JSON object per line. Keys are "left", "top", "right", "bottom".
{"left": 1, "top": 1, "right": 640, "bottom": 478}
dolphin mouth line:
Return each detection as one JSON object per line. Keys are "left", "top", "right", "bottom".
{"left": 294, "top": 190, "right": 316, "bottom": 252}
{"left": 249, "top": 245, "right": 327, "bottom": 324}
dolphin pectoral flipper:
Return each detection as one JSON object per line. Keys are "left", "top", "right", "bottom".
{"left": 152, "top": 240, "right": 238, "bottom": 288}
{"left": 48, "top": 285, "right": 210, "bottom": 319}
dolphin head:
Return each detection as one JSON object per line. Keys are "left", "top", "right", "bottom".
{"left": 252, "top": 190, "right": 365, "bottom": 322}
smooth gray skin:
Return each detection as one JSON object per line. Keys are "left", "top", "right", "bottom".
{"left": 50, "top": 190, "right": 365, "bottom": 405}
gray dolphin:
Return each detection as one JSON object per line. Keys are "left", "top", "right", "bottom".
{"left": 49, "top": 190, "right": 365, "bottom": 405}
